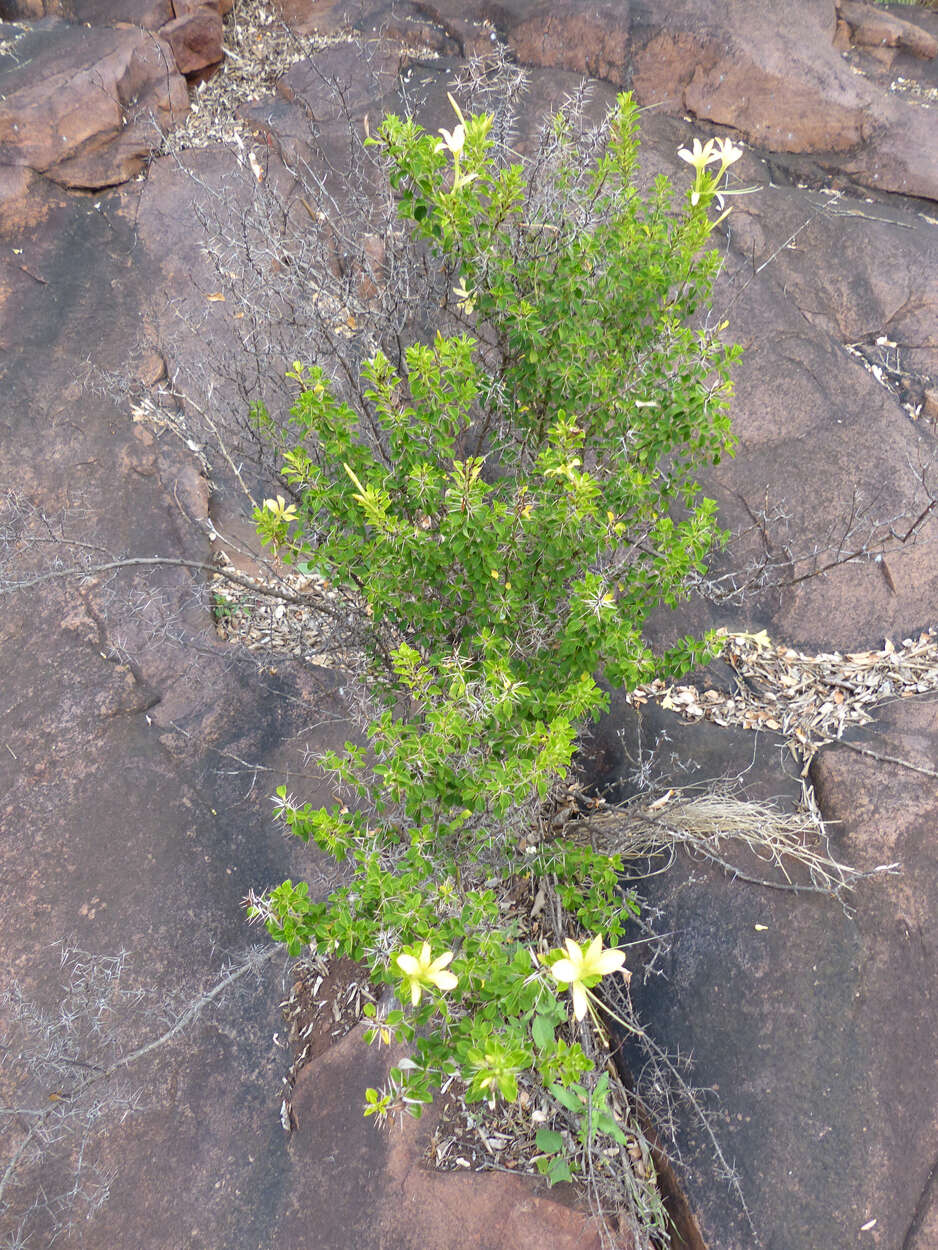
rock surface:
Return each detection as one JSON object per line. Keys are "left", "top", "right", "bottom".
{"left": 4, "top": 1, "right": 938, "bottom": 1248}
{"left": 160, "top": 5, "right": 224, "bottom": 74}
{"left": 270, "top": 1023, "right": 608, "bottom": 1250}
{"left": 0, "top": 19, "right": 188, "bottom": 187}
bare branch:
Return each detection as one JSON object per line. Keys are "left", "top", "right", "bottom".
{"left": 0, "top": 945, "right": 278, "bottom": 1239}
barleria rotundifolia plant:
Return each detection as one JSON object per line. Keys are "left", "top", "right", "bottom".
{"left": 249, "top": 92, "right": 745, "bottom": 1241}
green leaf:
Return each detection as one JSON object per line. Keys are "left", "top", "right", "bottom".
{"left": 546, "top": 1157, "right": 574, "bottom": 1185}
{"left": 535, "top": 1128, "right": 563, "bottom": 1154}
{"left": 549, "top": 1083, "right": 585, "bottom": 1114}
{"left": 532, "top": 1014, "right": 555, "bottom": 1049}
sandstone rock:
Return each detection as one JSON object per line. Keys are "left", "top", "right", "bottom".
{"left": 172, "top": 0, "right": 233, "bottom": 16}
{"left": 0, "top": 166, "right": 338, "bottom": 1249}
{"left": 272, "top": 0, "right": 938, "bottom": 200}
{"left": 274, "top": 1023, "right": 613, "bottom": 1250}
{"left": 353, "top": 0, "right": 462, "bottom": 55}
{"left": 840, "top": 0, "right": 938, "bottom": 60}
{"left": 682, "top": 56, "right": 866, "bottom": 152}
{"left": 8, "top": 0, "right": 230, "bottom": 20}
{"left": 0, "top": 19, "right": 188, "bottom": 188}
{"left": 598, "top": 692, "right": 938, "bottom": 1250}
{"left": 72, "top": 0, "right": 175, "bottom": 26}
{"left": 160, "top": 6, "right": 224, "bottom": 74}
{"left": 271, "top": 0, "right": 354, "bottom": 36}
{"left": 507, "top": 0, "right": 631, "bottom": 85}
{"left": 274, "top": 39, "right": 402, "bottom": 120}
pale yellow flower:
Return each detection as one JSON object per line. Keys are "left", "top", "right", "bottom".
{"left": 436, "top": 93, "right": 479, "bottom": 191}
{"left": 677, "top": 136, "right": 717, "bottom": 176}
{"left": 713, "top": 137, "right": 743, "bottom": 174}
{"left": 437, "top": 122, "right": 466, "bottom": 158}
{"left": 453, "top": 277, "right": 476, "bottom": 314}
{"left": 679, "top": 135, "right": 745, "bottom": 207}
{"left": 550, "top": 935, "right": 625, "bottom": 1021}
{"left": 436, "top": 92, "right": 468, "bottom": 156}
{"left": 396, "top": 942, "right": 458, "bottom": 1006}
{"left": 263, "top": 495, "right": 298, "bottom": 524}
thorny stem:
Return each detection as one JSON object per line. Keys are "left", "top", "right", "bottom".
{"left": 0, "top": 555, "right": 341, "bottom": 616}
{"left": 0, "top": 947, "right": 277, "bottom": 1210}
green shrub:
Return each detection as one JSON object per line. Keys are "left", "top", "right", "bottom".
{"left": 259, "top": 96, "right": 739, "bottom": 713}
{"left": 250, "top": 92, "right": 743, "bottom": 1233}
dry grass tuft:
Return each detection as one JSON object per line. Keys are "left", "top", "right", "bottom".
{"left": 581, "top": 786, "right": 899, "bottom": 903}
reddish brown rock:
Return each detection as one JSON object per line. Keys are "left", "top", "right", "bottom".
{"left": 352, "top": 0, "right": 462, "bottom": 55}
{"left": 0, "top": 20, "right": 188, "bottom": 188}
{"left": 271, "top": 0, "right": 354, "bottom": 36}
{"left": 0, "top": 0, "right": 172, "bottom": 19}
{"left": 626, "top": 2, "right": 868, "bottom": 154}
{"left": 272, "top": 1023, "right": 614, "bottom": 1250}
{"left": 4, "top": 0, "right": 228, "bottom": 20}
{"left": 160, "top": 6, "right": 223, "bottom": 75}
{"left": 682, "top": 57, "right": 866, "bottom": 152}
{"left": 507, "top": 0, "right": 631, "bottom": 85}
{"left": 270, "top": 0, "right": 938, "bottom": 199}
{"left": 274, "top": 39, "right": 402, "bottom": 120}
{"left": 76, "top": 0, "right": 175, "bottom": 25}
{"left": 604, "top": 694, "right": 938, "bottom": 1250}
{"left": 171, "top": 0, "right": 233, "bottom": 18}
{"left": 839, "top": 0, "right": 938, "bottom": 60}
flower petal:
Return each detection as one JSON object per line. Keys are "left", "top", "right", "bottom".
{"left": 429, "top": 970, "right": 458, "bottom": 991}
{"left": 446, "top": 91, "right": 467, "bottom": 128}
{"left": 715, "top": 138, "right": 743, "bottom": 166}
{"left": 396, "top": 953, "right": 419, "bottom": 975}
{"left": 595, "top": 949, "right": 626, "bottom": 975}
{"left": 570, "top": 982, "right": 589, "bottom": 1021}
{"left": 550, "top": 958, "right": 579, "bottom": 984}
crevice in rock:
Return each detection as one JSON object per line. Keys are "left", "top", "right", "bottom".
{"left": 608, "top": 1038, "right": 709, "bottom": 1250}
{"left": 844, "top": 333, "right": 937, "bottom": 422}
{"left": 901, "top": 1150, "right": 938, "bottom": 1250}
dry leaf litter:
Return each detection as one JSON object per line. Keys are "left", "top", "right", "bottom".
{"left": 162, "top": 0, "right": 350, "bottom": 153}
{"left": 627, "top": 625, "right": 938, "bottom": 769}
{"left": 210, "top": 549, "right": 357, "bottom": 668}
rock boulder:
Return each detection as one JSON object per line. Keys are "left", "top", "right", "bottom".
{"left": 0, "top": 19, "right": 188, "bottom": 188}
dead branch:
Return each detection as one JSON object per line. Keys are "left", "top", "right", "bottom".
{"left": 834, "top": 737, "right": 938, "bottom": 779}
{"left": 0, "top": 945, "right": 278, "bottom": 1243}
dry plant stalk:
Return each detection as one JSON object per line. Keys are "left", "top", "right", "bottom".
{"left": 581, "top": 788, "right": 898, "bottom": 901}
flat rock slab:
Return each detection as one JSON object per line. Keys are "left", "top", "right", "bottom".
{"left": 607, "top": 696, "right": 938, "bottom": 1250}
{"left": 273, "top": 1023, "right": 610, "bottom": 1250}
{"left": 0, "top": 170, "right": 339, "bottom": 1248}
